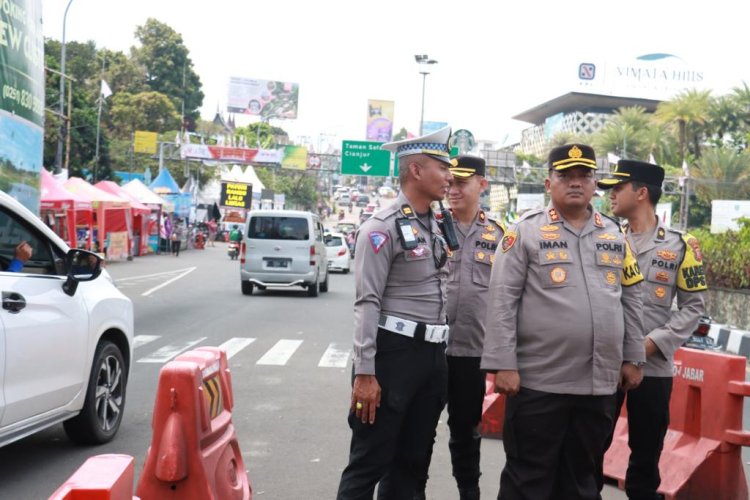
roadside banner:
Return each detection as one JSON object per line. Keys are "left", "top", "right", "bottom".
{"left": 281, "top": 146, "right": 308, "bottom": 170}
{"left": 227, "top": 76, "right": 300, "bottom": 119}
{"left": 134, "top": 131, "right": 158, "bottom": 154}
{"left": 219, "top": 181, "right": 253, "bottom": 209}
{"left": 366, "top": 99, "right": 395, "bottom": 142}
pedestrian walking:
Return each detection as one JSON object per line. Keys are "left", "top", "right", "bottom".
{"left": 415, "top": 155, "right": 503, "bottom": 500}
{"left": 336, "top": 126, "right": 454, "bottom": 500}
{"left": 171, "top": 219, "right": 183, "bottom": 257}
{"left": 481, "top": 144, "right": 646, "bottom": 500}
{"left": 208, "top": 219, "right": 217, "bottom": 247}
{"left": 599, "top": 159, "right": 707, "bottom": 499}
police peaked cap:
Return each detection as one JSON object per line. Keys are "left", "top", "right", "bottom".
{"left": 598, "top": 159, "right": 665, "bottom": 189}
{"left": 548, "top": 144, "right": 597, "bottom": 170}
{"left": 450, "top": 155, "right": 486, "bottom": 178}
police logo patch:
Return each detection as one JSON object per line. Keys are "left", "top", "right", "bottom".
{"left": 540, "top": 225, "right": 559, "bottom": 232}
{"left": 368, "top": 231, "right": 389, "bottom": 254}
{"left": 501, "top": 231, "right": 517, "bottom": 253}
{"left": 657, "top": 249, "right": 677, "bottom": 261}
{"left": 481, "top": 232, "right": 497, "bottom": 242}
{"left": 541, "top": 232, "right": 561, "bottom": 240}
{"left": 597, "top": 233, "right": 617, "bottom": 240}
{"left": 655, "top": 286, "right": 667, "bottom": 298}
{"left": 594, "top": 213, "right": 604, "bottom": 228}
{"left": 606, "top": 271, "right": 617, "bottom": 285}
{"left": 655, "top": 271, "right": 670, "bottom": 283}
{"left": 550, "top": 267, "right": 567, "bottom": 283}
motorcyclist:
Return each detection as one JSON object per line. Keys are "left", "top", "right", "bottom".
{"left": 229, "top": 224, "right": 242, "bottom": 242}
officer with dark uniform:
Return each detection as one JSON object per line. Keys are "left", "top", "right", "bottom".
{"left": 337, "top": 127, "right": 454, "bottom": 500}
{"left": 481, "top": 144, "right": 646, "bottom": 500}
{"left": 599, "top": 160, "right": 707, "bottom": 499}
{"left": 415, "top": 156, "right": 504, "bottom": 500}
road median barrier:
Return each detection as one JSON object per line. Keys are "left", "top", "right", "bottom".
{"left": 49, "top": 454, "right": 136, "bottom": 499}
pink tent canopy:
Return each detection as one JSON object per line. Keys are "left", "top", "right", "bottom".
{"left": 39, "top": 169, "right": 93, "bottom": 248}
{"left": 64, "top": 177, "right": 132, "bottom": 257}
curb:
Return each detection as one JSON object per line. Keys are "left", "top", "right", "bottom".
{"left": 707, "top": 323, "right": 750, "bottom": 359}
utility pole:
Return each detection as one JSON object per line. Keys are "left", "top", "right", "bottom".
{"left": 415, "top": 55, "right": 437, "bottom": 136}
{"left": 55, "top": 0, "right": 75, "bottom": 174}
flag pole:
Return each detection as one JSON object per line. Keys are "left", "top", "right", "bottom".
{"left": 93, "top": 57, "right": 106, "bottom": 182}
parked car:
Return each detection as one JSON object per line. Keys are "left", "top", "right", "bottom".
{"left": 338, "top": 193, "right": 351, "bottom": 205}
{"left": 325, "top": 232, "right": 351, "bottom": 274}
{"left": 335, "top": 222, "right": 357, "bottom": 234}
{"left": 0, "top": 190, "right": 134, "bottom": 448}
{"left": 240, "top": 210, "right": 329, "bottom": 296}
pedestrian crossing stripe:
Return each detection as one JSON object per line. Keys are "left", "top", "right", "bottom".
{"left": 203, "top": 376, "right": 223, "bottom": 419}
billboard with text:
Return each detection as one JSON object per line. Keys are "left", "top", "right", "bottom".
{"left": 227, "top": 77, "right": 299, "bottom": 119}
{"left": 366, "top": 99, "right": 394, "bottom": 142}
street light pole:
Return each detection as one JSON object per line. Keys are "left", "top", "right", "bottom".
{"left": 415, "top": 54, "right": 437, "bottom": 136}
{"left": 54, "top": 0, "right": 75, "bottom": 174}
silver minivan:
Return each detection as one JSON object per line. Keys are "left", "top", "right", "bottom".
{"left": 240, "top": 210, "right": 329, "bottom": 296}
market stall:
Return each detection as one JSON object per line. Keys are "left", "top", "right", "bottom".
{"left": 39, "top": 169, "right": 93, "bottom": 249}
{"left": 96, "top": 180, "right": 152, "bottom": 256}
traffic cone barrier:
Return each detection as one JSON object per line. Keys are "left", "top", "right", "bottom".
{"left": 136, "top": 347, "right": 251, "bottom": 499}
{"left": 49, "top": 454, "right": 136, "bottom": 499}
{"left": 604, "top": 348, "right": 750, "bottom": 499}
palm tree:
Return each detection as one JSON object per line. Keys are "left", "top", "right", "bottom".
{"left": 655, "top": 89, "right": 712, "bottom": 163}
{"left": 593, "top": 107, "right": 649, "bottom": 159}
{"left": 692, "top": 147, "right": 750, "bottom": 202}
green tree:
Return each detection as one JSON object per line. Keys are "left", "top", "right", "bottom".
{"left": 109, "top": 91, "right": 181, "bottom": 137}
{"left": 235, "top": 123, "right": 289, "bottom": 149}
{"left": 655, "top": 89, "right": 712, "bottom": 163}
{"left": 392, "top": 127, "right": 409, "bottom": 141}
{"left": 132, "top": 18, "right": 204, "bottom": 127}
{"left": 692, "top": 147, "right": 750, "bottom": 202}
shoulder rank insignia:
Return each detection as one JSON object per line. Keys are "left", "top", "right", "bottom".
{"left": 501, "top": 231, "right": 517, "bottom": 252}
{"left": 400, "top": 204, "right": 416, "bottom": 219}
{"left": 481, "top": 232, "right": 497, "bottom": 242}
{"left": 368, "top": 231, "right": 389, "bottom": 254}
{"left": 656, "top": 227, "right": 666, "bottom": 241}
{"left": 656, "top": 249, "right": 677, "bottom": 261}
{"left": 548, "top": 208, "right": 560, "bottom": 222}
{"left": 478, "top": 210, "right": 486, "bottom": 223}
{"left": 597, "top": 233, "right": 617, "bottom": 240}
{"left": 594, "top": 212, "right": 604, "bottom": 228}
{"left": 540, "top": 225, "right": 559, "bottom": 232}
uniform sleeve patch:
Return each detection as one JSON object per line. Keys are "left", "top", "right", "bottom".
{"left": 621, "top": 240, "right": 644, "bottom": 286}
{"left": 677, "top": 234, "right": 707, "bottom": 291}
{"left": 368, "top": 231, "right": 389, "bottom": 254}
{"left": 501, "top": 231, "right": 517, "bottom": 253}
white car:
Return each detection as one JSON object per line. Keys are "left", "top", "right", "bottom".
{"left": 0, "top": 190, "right": 134, "bottom": 447}
{"left": 325, "top": 232, "right": 351, "bottom": 273}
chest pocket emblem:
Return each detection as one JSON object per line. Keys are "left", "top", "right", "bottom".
{"left": 655, "top": 271, "right": 670, "bottom": 282}
{"left": 605, "top": 271, "right": 617, "bottom": 285}
{"left": 550, "top": 267, "right": 567, "bottom": 283}
{"left": 655, "top": 286, "right": 667, "bottom": 298}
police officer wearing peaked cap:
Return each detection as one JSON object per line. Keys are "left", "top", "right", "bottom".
{"left": 599, "top": 159, "right": 706, "bottom": 499}
{"left": 337, "top": 126, "right": 454, "bottom": 500}
{"left": 415, "top": 155, "right": 504, "bottom": 500}
{"left": 481, "top": 143, "right": 646, "bottom": 500}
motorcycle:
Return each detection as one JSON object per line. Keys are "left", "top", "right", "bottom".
{"left": 227, "top": 241, "right": 240, "bottom": 260}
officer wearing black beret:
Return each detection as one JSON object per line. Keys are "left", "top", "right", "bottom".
{"left": 600, "top": 159, "right": 706, "bottom": 499}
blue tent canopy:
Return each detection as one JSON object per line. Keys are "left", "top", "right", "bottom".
{"left": 149, "top": 168, "right": 181, "bottom": 195}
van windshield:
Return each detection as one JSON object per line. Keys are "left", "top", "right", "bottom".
{"left": 249, "top": 216, "right": 309, "bottom": 240}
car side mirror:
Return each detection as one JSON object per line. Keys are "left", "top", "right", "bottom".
{"left": 63, "top": 249, "right": 102, "bottom": 296}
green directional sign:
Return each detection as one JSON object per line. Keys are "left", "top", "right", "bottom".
{"left": 341, "top": 140, "right": 391, "bottom": 177}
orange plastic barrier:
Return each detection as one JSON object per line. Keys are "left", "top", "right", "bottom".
{"left": 136, "top": 347, "right": 252, "bottom": 500}
{"left": 478, "top": 373, "right": 506, "bottom": 439}
{"left": 49, "top": 454, "right": 136, "bottom": 500}
{"left": 604, "top": 348, "right": 750, "bottom": 499}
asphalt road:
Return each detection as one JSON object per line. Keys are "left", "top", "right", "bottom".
{"left": 0, "top": 241, "right": 748, "bottom": 498}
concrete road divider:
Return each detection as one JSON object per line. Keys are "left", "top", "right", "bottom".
{"left": 604, "top": 347, "right": 750, "bottom": 499}
{"left": 49, "top": 454, "right": 136, "bottom": 499}
{"left": 136, "top": 347, "right": 251, "bottom": 500}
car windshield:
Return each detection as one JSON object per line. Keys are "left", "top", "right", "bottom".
{"left": 249, "top": 216, "right": 309, "bottom": 240}
{"left": 325, "top": 236, "right": 343, "bottom": 247}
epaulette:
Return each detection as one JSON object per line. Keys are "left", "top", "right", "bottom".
{"left": 519, "top": 208, "right": 544, "bottom": 222}
{"left": 372, "top": 201, "right": 399, "bottom": 221}
{"left": 599, "top": 212, "right": 622, "bottom": 230}
{"left": 487, "top": 216, "right": 506, "bottom": 233}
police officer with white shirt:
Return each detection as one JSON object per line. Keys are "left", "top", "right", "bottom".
{"left": 481, "top": 144, "right": 646, "bottom": 500}
{"left": 337, "top": 127, "right": 454, "bottom": 500}
{"left": 599, "top": 160, "right": 706, "bottom": 499}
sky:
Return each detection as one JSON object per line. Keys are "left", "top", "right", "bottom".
{"left": 41, "top": 0, "right": 750, "bottom": 150}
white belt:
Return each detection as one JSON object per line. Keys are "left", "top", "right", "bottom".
{"left": 378, "top": 314, "right": 449, "bottom": 343}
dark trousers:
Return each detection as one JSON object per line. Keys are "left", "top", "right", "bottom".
{"left": 171, "top": 240, "right": 180, "bottom": 256}
{"left": 499, "top": 388, "right": 617, "bottom": 500}
{"left": 610, "top": 377, "right": 672, "bottom": 500}
{"left": 337, "top": 329, "right": 448, "bottom": 500}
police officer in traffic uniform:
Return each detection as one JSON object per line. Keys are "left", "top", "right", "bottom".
{"left": 415, "top": 156, "right": 504, "bottom": 500}
{"left": 481, "top": 144, "right": 646, "bottom": 500}
{"left": 599, "top": 160, "right": 707, "bottom": 499}
{"left": 337, "top": 127, "right": 454, "bottom": 500}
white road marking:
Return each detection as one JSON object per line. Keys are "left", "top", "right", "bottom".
{"left": 257, "top": 339, "right": 303, "bottom": 366}
{"left": 133, "top": 335, "right": 160, "bottom": 349}
{"left": 116, "top": 268, "right": 196, "bottom": 282}
{"left": 218, "top": 337, "right": 256, "bottom": 359}
{"left": 137, "top": 337, "right": 207, "bottom": 363}
{"left": 318, "top": 343, "right": 351, "bottom": 368}
{"left": 141, "top": 267, "right": 197, "bottom": 296}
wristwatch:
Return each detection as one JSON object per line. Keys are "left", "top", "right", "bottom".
{"left": 625, "top": 360, "right": 646, "bottom": 368}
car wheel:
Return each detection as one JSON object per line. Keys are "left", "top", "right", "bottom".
{"left": 307, "top": 276, "right": 319, "bottom": 297}
{"left": 320, "top": 271, "right": 329, "bottom": 293}
{"left": 63, "top": 340, "right": 127, "bottom": 445}
{"left": 241, "top": 281, "right": 253, "bottom": 295}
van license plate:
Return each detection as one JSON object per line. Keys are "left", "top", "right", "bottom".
{"left": 265, "top": 258, "right": 290, "bottom": 268}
